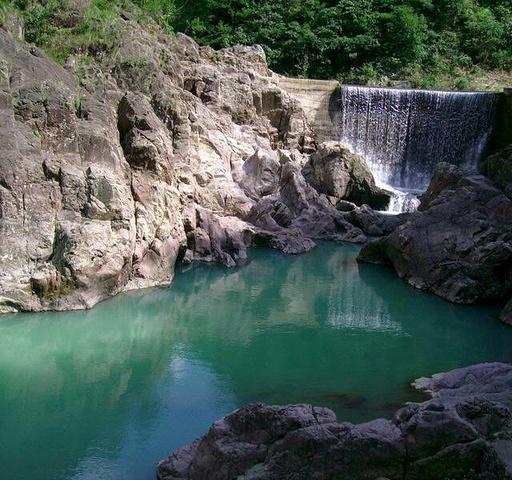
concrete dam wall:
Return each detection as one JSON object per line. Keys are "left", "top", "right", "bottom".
{"left": 279, "top": 77, "right": 508, "bottom": 191}
{"left": 276, "top": 77, "right": 340, "bottom": 143}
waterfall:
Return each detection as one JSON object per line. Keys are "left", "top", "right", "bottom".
{"left": 387, "top": 187, "right": 421, "bottom": 214}
{"left": 337, "top": 86, "right": 498, "bottom": 191}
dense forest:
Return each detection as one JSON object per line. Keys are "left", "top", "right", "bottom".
{"left": 1, "top": 0, "right": 512, "bottom": 90}
{"left": 174, "top": 0, "right": 512, "bottom": 89}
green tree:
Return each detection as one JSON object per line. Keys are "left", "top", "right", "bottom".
{"left": 5, "top": 0, "right": 512, "bottom": 89}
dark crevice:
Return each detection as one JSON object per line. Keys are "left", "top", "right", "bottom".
{"left": 0, "top": 177, "right": 11, "bottom": 190}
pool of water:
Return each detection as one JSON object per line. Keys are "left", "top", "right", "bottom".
{"left": 0, "top": 243, "right": 510, "bottom": 480}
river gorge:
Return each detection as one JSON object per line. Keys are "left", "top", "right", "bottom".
{"left": 1, "top": 6, "right": 512, "bottom": 480}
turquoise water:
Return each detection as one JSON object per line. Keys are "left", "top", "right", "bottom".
{"left": 0, "top": 243, "right": 511, "bottom": 480}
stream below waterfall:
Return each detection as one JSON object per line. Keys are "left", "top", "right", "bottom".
{"left": 1, "top": 243, "right": 511, "bottom": 480}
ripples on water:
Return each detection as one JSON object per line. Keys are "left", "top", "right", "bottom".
{"left": 0, "top": 243, "right": 510, "bottom": 480}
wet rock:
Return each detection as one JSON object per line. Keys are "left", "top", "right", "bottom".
{"left": 501, "top": 299, "right": 512, "bottom": 326}
{"left": 158, "top": 363, "right": 512, "bottom": 480}
{"left": 358, "top": 163, "right": 512, "bottom": 306}
{"left": 346, "top": 205, "right": 409, "bottom": 237}
{"left": 304, "top": 142, "right": 391, "bottom": 210}
{"left": 335, "top": 199, "right": 358, "bottom": 211}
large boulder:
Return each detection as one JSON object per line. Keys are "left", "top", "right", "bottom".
{"left": 304, "top": 142, "right": 391, "bottom": 210}
{"left": 346, "top": 204, "right": 409, "bottom": 237}
{"left": 358, "top": 163, "right": 512, "bottom": 309}
{"left": 158, "top": 363, "right": 512, "bottom": 480}
{"left": 247, "top": 158, "right": 367, "bottom": 247}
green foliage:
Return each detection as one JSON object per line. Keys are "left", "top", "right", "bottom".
{"left": 174, "top": 0, "right": 512, "bottom": 89}
{"left": 0, "top": 2, "right": 10, "bottom": 27}
{"left": 73, "top": 95, "right": 83, "bottom": 117}
{"left": 5, "top": 0, "right": 120, "bottom": 63}
{"left": 131, "top": 0, "right": 175, "bottom": 32}
{"left": 2, "top": 0, "right": 512, "bottom": 90}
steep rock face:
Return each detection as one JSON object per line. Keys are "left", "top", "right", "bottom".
{"left": 0, "top": 29, "right": 136, "bottom": 312}
{"left": 0, "top": 18, "right": 373, "bottom": 313}
{"left": 304, "top": 141, "right": 391, "bottom": 210}
{"left": 158, "top": 363, "right": 512, "bottom": 480}
{"left": 358, "top": 163, "right": 512, "bottom": 311}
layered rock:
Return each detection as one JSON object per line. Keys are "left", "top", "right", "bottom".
{"left": 158, "top": 362, "right": 512, "bottom": 480}
{"left": 358, "top": 163, "right": 512, "bottom": 314}
{"left": 0, "top": 14, "right": 380, "bottom": 313}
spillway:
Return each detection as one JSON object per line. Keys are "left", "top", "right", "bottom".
{"left": 337, "top": 85, "right": 498, "bottom": 190}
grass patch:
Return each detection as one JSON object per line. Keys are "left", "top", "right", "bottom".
{"left": 18, "top": 0, "right": 120, "bottom": 64}
{"left": 3, "top": 0, "right": 167, "bottom": 64}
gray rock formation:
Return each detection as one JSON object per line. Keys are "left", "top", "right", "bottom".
{"left": 304, "top": 141, "right": 391, "bottom": 210}
{"left": 482, "top": 145, "right": 512, "bottom": 322}
{"left": 157, "top": 362, "right": 512, "bottom": 480}
{"left": 358, "top": 163, "right": 512, "bottom": 315}
{"left": 347, "top": 204, "right": 409, "bottom": 237}
{"left": 0, "top": 15, "right": 380, "bottom": 313}
{"left": 481, "top": 145, "right": 512, "bottom": 200}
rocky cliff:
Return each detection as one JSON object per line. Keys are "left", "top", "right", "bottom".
{"left": 0, "top": 11, "right": 394, "bottom": 313}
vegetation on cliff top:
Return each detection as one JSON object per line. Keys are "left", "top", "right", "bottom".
{"left": 1, "top": 0, "right": 511, "bottom": 91}
{"left": 175, "top": 0, "right": 512, "bottom": 91}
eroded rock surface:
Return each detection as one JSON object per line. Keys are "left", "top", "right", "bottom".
{"left": 158, "top": 362, "right": 512, "bottom": 480}
{"left": 304, "top": 141, "right": 391, "bottom": 210}
{"left": 358, "top": 163, "right": 512, "bottom": 313}
{"left": 0, "top": 15, "right": 381, "bottom": 313}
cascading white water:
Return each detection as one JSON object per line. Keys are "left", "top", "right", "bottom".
{"left": 336, "top": 86, "right": 498, "bottom": 200}
{"left": 387, "top": 187, "right": 421, "bottom": 214}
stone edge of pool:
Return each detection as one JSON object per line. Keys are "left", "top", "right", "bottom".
{"left": 157, "top": 362, "right": 512, "bottom": 480}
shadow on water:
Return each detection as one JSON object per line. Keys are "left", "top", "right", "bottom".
{"left": 0, "top": 242, "right": 510, "bottom": 480}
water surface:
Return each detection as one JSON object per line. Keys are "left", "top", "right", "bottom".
{"left": 0, "top": 243, "right": 510, "bottom": 480}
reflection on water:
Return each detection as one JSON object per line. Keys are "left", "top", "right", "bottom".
{"left": 0, "top": 243, "right": 510, "bottom": 480}
{"left": 326, "top": 255, "right": 401, "bottom": 331}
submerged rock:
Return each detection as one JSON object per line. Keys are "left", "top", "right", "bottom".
{"left": 358, "top": 163, "right": 512, "bottom": 312}
{"left": 157, "top": 363, "right": 512, "bottom": 480}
